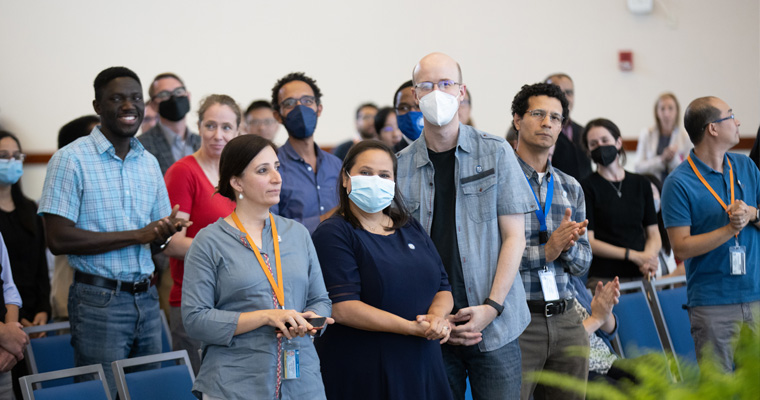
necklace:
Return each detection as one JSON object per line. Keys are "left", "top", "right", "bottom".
{"left": 607, "top": 179, "right": 623, "bottom": 198}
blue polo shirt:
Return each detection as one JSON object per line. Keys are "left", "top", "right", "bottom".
{"left": 271, "top": 140, "right": 341, "bottom": 234}
{"left": 661, "top": 150, "right": 760, "bottom": 307}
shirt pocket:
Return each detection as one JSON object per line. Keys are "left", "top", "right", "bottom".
{"left": 406, "top": 200, "right": 421, "bottom": 222}
{"left": 461, "top": 172, "right": 497, "bottom": 223}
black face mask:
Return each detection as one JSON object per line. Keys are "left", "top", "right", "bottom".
{"left": 590, "top": 145, "right": 619, "bottom": 167}
{"left": 158, "top": 96, "right": 190, "bottom": 122}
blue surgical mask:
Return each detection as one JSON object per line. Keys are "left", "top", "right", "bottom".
{"left": 0, "top": 159, "right": 23, "bottom": 185}
{"left": 396, "top": 111, "right": 424, "bottom": 141}
{"left": 347, "top": 173, "right": 395, "bottom": 214}
{"left": 283, "top": 105, "right": 318, "bottom": 139}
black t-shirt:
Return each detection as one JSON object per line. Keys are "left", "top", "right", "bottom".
{"left": 581, "top": 172, "right": 658, "bottom": 278}
{"left": 428, "top": 148, "right": 468, "bottom": 313}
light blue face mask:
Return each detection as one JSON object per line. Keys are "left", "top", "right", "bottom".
{"left": 347, "top": 173, "right": 395, "bottom": 214}
{"left": 0, "top": 159, "right": 23, "bottom": 185}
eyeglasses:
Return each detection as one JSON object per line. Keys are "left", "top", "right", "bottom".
{"left": 703, "top": 113, "right": 735, "bottom": 130}
{"left": 280, "top": 96, "right": 316, "bottom": 111}
{"left": 380, "top": 125, "right": 395, "bottom": 133}
{"left": 525, "top": 109, "right": 564, "bottom": 125}
{"left": 395, "top": 103, "right": 420, "bottom": 114}
{"left": 152, "top": 87, "right": 187, "bottom": 102}
{"left": 413, "top": 80, "right": 461, "bottom": 94}
{"left": 0, "top": 151, "right": 25, "bottom": 162}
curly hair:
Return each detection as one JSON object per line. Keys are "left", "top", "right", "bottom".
{"left": 510, "top": 83, "right": 569, "bottom": 129}
{"left": 270, "top": 72, "right": 323, "bottom": 113}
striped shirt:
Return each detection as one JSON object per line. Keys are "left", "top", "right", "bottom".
{"left": 38, "top": 127, "right": 171, "bottom": 281}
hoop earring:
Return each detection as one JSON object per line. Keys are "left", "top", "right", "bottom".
{"left": 238, "top": 193, "right": 244, "bottom": 200}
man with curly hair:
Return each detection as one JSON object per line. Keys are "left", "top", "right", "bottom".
{"left": 270, "top": 72, "right": 341, "bottom": 233}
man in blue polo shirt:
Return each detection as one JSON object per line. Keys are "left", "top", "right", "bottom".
{"left": 662, "top": 96, "right": 760, "bottom": 372}
{"left": 39, "top": 67, "right": 188, "bottom": 394}
{"left": 270, "top": 72, "right": 341, "bottom": 233}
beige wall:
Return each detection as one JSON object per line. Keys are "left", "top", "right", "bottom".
{"left": 1, "top": 0, "right": 758, "bottom": 199}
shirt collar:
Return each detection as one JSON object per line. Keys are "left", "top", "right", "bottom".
{"left": 157, "top": 121, "right": 185, "bottom": 145}
{"left": 91, "top": 126, "right": 145, "bottom": 159}
{"left": 279, "top": 139, "right": 325, "bottom": 162}
{"left": 516, "top": 155, "right": 554, "bottom": 182}
{"left": 411, "top": 122, "right": 472, "bottom": 169}
{"left": 688, "top": 149, "right": 730, "bottom": 175}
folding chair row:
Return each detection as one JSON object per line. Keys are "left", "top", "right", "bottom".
{"left": 19, "top": 363, "right": 111, "bottom": 400}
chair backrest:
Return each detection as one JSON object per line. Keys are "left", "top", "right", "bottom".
{"left": 111, "top": 350, "right": 196, "bottom": 400}
{"left": 23, "top": 321, "right": 75, "bottom": 388}
{"left": 614, "top": 280, "right": 665, "bottom": 358}
{"left": 19, "top": 363, "right": 112, "bottom": 400}
{"left": 651, "top": 276, "right": 697, "bottom": 364}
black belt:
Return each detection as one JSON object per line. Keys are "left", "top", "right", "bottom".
{"left": 74, "top": 271, "right": 155, "bottom": 294}
{"left": 527, "top": 299, "right": 569, "bottom": 317}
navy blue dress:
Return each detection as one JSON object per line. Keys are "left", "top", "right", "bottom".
{"left": 312, "top": 216, "right": 453, "bottom": 400}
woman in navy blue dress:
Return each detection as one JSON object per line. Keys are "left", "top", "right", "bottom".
{"left": 312, "top": 140, "right": 454, "bottom": 400}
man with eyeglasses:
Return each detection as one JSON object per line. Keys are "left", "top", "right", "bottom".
{"left": 396, "top": 52, "right": 537, "bottom": 400}
{"left": 244, "top": 100, "right": 280, "bottom": 142}
{"left": 138, "top": 72, "right": 201, "bottom": 175}
{"left": 511, "top": 83, "right": 592, "bottom": 400}
{"left": 392, "top": 80, "right": 423, "bottom": 152}
{"left": 270, "top": 72, "right": 341, "bottom": 234}
{"left": 661, "top": 96, "right": 760, "bottom": 372}
{"left": 332, "top": 103, "right": 378, "bottom": 161}
{"left": 545, "top": 73, "right": 592, "bottom": 182}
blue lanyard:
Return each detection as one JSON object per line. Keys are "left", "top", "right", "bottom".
{"left": 526, "top": 173, "right": 554, "bottom": 244}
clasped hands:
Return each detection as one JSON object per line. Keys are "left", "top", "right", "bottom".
{"left": 545, "top": 208, "right": 588, "bottom": 262}
{"left": 727, "top": 200, "right": 757, "bottom": 233}
{"left": 144, "top": 205, "right": 193, "bottom": 247}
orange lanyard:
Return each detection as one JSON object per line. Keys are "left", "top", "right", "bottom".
{"left": 231, "top": 211, "right": 284, "bottom": 308}
{"left": 687, "top": 154, "right": 737, "bottom": 237}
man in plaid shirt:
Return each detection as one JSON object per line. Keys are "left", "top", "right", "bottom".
{"left": 511, "top": 83, "right": 592, "bottom": 400}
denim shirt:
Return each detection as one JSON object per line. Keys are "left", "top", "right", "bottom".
{"left": 396, "top": 124, "right": 537, "bottom": 351}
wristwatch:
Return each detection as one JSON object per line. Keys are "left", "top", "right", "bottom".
{"left": 483, "top": 297, "right": 504, "bottom": 316}
{"left": 159, "top": 235, "right": 173, "bottom": 250}
{"left": 753, "top": 207, "right": 760, "bottom": 223}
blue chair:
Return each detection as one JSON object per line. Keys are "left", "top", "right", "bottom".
{"left": 651, "top": 276, "right": 697, "bottom": 366}
{"left": 19, "top": 363, "right": 112, "bottom": 400}
{"left": 111, "top": 350, "right": 196, "bottom": 400}
{"left": 23, "top": 321, "right": 75, "bottom": 388}
{"left": 614, "top": 281, "right": 665, "bottom": 358}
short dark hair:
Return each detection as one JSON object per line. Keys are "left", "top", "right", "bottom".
{"left": 373, "top": 107, "right": 395, "bottom": 135}
{"left": 684, "top": 96, "right": 720, "bottom": 146}
{"left": 510, "top": 83, "right": 569, "bottom": 131}
{"left": 355, "top": 103, "right": 378, "bottom": 120}
{"left": 148, "top": 72, "right": 185, "bottom": 99}
{"left": 198, "top": 94, "right": 242, "bottom": 127}
{"left": 338, "top": 140, "right": 409, "bottom": 231}
{"left": 582, "top": 118, "right": 627, "bottom": 165}
{"left": 270, "top": 72, "right": 323, "bottom": 113}
{"left": 58, "top": 115, "right": 99, "bottom": 149}
{"left": 245, "top": 100, "right": 273, "bottom": 115}
{"left": 217, "top": 135, "right": 278, "bottom": 202}
{"left": 393, "top": 80, "right": 413, "bottom": 109}
{"left": 93, "top": 67, "right": 141, "bottom": 101}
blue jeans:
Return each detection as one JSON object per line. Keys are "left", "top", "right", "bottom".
{"left": 442, "top": 339, "right": 522, "bottom": 400}
{"left": 68, "top": 281, "right": 161, "bottom": 398}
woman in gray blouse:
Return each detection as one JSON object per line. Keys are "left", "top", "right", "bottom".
{"left": 182, "top": 134, "right": 333, "bottom": 400}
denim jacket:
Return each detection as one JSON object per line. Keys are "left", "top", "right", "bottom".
{"left": 396, "top": 124, "right": 537, "bottom": 351}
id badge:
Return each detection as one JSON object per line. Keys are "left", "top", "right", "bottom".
{"left": 538, "top": 268, "right": 560, "bottom": 301}
{"left": 730, "top": 245, "right": 746, "bottom": 275}
{"left": 282, "top": 340, "right": 300, "bottom": 380}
